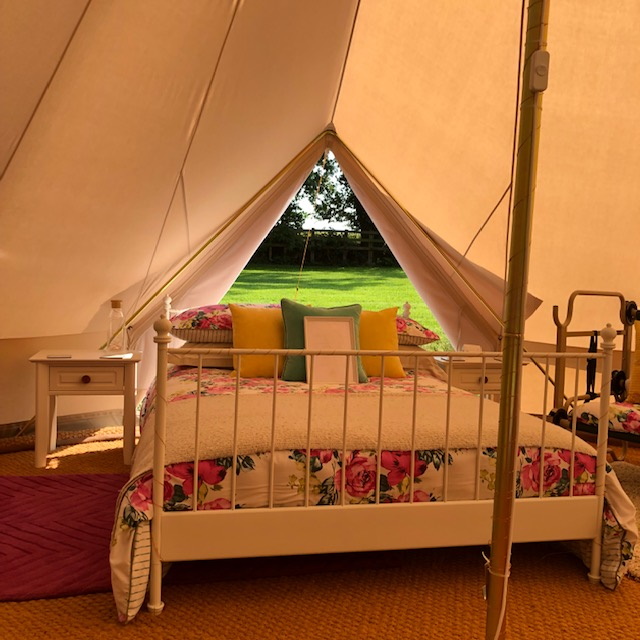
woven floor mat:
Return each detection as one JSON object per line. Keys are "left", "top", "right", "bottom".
{"left": 0, "top": 426, "right": 124, "bottom": 454}
{"left": 2, "top": 542, "right": 640, "bottom": 639}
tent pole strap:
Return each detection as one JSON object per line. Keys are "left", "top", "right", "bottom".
{"left": 485, "top": 2, "right": 550, "bottom": 639}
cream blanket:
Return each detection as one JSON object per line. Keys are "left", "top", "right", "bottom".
{"left": 131, "top": 392, "right": 596, "bottom": 478}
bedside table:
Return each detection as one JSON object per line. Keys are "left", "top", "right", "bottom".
{"left": 29, "top": 350, "right": 142, "bottom": 468}
{"left": 435, "top": 356, "right": 503, "bottom": 400}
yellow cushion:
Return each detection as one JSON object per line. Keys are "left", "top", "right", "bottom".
{"left": 359, "top": 307, "right": 406, "bottom": 378}
{"left": 626, "top": 326, "right": 640, "bottom": 403}
{"left": 229, "top": 305, "right": 284, "bottom": 377}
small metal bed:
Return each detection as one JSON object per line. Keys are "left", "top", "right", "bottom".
{"left": 551, "top": 290, "right": 640, "bottom": 459}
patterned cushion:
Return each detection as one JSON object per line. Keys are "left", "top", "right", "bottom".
{"left": 170, "top": 304, "right": 279, "bottom": 343}
{"left": 395, "top": 316, "right": 439, "bottom": 345}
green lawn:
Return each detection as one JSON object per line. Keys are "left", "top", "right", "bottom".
{"left": 221, "top": 265, "right": 451, "bottom": 349}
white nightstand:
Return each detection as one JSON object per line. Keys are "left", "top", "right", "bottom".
{"left": 435, "top": 356, "right": 503, "bottom": 400}
{"left": 29, "top": 350, "right": 141, "bottom": 468}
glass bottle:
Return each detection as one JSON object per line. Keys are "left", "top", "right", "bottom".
{"left": 106, "top": 299, "right": 126, "bottom": 351}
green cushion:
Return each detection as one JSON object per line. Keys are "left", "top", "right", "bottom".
{"left": 280, "top": 298, "right": 368, "bottom": 383}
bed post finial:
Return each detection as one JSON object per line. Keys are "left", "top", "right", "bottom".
{"left": 163, "top": 295, "right": 172, "bottom": 319}
{"left": 599, "top": 323, "right": 617, "bottom": 350}
{"left": 403, "top": 302, "right": 411, "bottom": 318}
{"left": 154, "top": 315, "right": 173, "bottom": 344}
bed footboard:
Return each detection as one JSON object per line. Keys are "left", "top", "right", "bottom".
{"left": 138, "top": 317, "right": 621, "bottom": 619}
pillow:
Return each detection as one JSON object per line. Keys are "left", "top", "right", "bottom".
{"left": 359, "top": 308, "right": 405, "bottom": 378}
{"left": 170, "top": 303, "right": 281, "bottom": 342}
{"left": 626, "top": 326, "right": 640, "bottom": 403}
{"left": 167, "top": 342, "right": 234, "bottom": 368}
{"left": 395, "top": 315, "right": 440, "bottom": 346}
{"left": 229, "top": 304, "right": 284, "bottom": 378}
{"left": 398, "top": 345, "right": 447, "bottom": 381}
{"left": 280, "top": 298, "right": 368, "bottom": 383}
{"left": 170, "top": 304, "right": 232, "bottom": 342}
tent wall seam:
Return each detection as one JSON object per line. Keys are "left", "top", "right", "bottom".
{"left": 329, "top": 0, "right": 361, "bottom": 126}
{"left": 131, "top": 0, "right": 242, "bottom": 320}
{"left": 0, "top": 0, "right": 93, "bottom": 181}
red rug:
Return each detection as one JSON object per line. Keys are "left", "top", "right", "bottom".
{"left": 0, "top": 473, "right": 129, "bottom": 601}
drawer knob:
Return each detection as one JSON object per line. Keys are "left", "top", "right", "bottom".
{"left": 478, "top": 376, "right": 489, "bottom": 384}
{"left": 81, "top": 375, "right": 91, "bottom": 384}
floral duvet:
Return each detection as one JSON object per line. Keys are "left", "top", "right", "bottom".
{"left": 110, "top": 366, "right": 638, "bottom": 623}
{"left": 575, "top": 399, "right": 640, "bottom": 437}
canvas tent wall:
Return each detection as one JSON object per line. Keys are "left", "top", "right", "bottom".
{"left": 1, "top": 0, "right": 639, "bottom": 425}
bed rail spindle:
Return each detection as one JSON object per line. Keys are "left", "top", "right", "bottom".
{"left": 192, "top": 357, "right": 203, "bottom": 513}
{"left": 569, "top": 357, "right": 581, "bottom": 496}
{"left": 341, "top": 355, "right": 351, "bottom": 507}
{"left": 588, "top": 324, "right": 616, "bottom": 582}
{"left": 474, "top": 355, "right": 487, "bottom": 501}
{"left": 538, "top": 355, "right": 550, "bottom": 499}
{"left": 305, "top": 355, "right": 314, "bottom": 508}
{"left": 409, "top": 363, "right": 419, "bottom": 503}
{"left": 231, "top": 359, "right": 241, "bottom": 510}
{"left": 269, "top": 355, "right": 279, "bottom": 509}
{"left": 375, "top": 360, "right": 386, "bottom": 505}
{"left": 444, "top": 355, "right": 453, "bottom": 502}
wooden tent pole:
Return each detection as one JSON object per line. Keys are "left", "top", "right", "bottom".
{"left": 485, "top": 2, "right": 550, "bottom": 639}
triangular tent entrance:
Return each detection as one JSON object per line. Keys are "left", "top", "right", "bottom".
{"left": 125, "top": 133, "right": 541, "bottom": 354}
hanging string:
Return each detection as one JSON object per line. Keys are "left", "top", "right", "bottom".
{"left": 294, "top": 151, "right": 329, "bottom": 300}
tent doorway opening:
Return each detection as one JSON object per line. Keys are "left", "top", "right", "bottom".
{"left": 221, "top": 153, "right": 452, "bottom": 351}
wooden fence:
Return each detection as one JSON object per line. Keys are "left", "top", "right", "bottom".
{"left": 253, "top": 230, "right": 397, "bottom": 267}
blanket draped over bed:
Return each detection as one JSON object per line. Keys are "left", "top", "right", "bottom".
{"left": 131, "top": 391, "right": 596, "bottom": 477}
{"left": 110, "top": 367, "right": 638, "bottom": 624}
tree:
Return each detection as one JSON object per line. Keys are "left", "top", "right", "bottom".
{"left": 252, "top": 152, "right": 396, "bottom": 265}
{"left": 279, "top": 152, "right": 375, "bottom": 232}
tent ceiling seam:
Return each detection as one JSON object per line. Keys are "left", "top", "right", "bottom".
{"left": 329, "top": 0, "right": 361, "bottom": 127}
{"left": 131, "top": 0, "right": 242, "bottom": 317}
{"left": 0, "top": 0, "right": 93, "bottom": 182}
{"left": 180, "top": 174, "right": 192, "bottom": 255}
{"left": 333, "top": 134, "right": 505, "bottom": 330}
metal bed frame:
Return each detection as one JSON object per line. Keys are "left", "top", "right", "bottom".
{"left": 141, "top": 315, "right": 617, "bottom": 616}
{"left": 551, "top": 290, "right": 639, "bottom": 457}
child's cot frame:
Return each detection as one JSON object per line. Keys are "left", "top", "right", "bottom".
{"left": 145, "top": 315, "right": 616, "bottom": 615}
{"left": 552, "top": 290, "right": 640, "bottom": 458}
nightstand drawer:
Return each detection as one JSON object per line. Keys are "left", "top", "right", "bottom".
{"left": 49, "top": 366, "right": 124, "bottom": 392}
{"left": 450, "top": 369, "right": 501, "bottom": 393}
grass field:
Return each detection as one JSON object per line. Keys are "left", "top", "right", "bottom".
{"left": 221, "top": 265, "right": 452, "bottom": 349}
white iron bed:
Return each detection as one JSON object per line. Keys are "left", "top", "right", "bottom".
{"left": 109, "top": 319, "right": 638, "bottom": 623}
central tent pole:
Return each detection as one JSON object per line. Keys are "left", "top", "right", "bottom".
{"left": 485, "top": 2, "right": 550, "bottom": 639}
